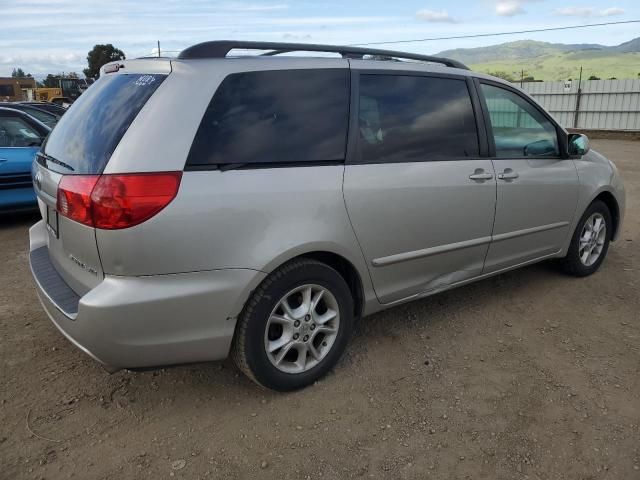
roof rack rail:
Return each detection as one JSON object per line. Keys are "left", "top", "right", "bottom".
{"left": 177, "top": 40, "right": 469, "bottom": 70}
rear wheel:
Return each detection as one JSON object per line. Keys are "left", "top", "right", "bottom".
{"left": 560, "top": 200, "right": 612, "bottom": 277}
{"left": 232, "top": 258, "right": 354, "bottom": 391}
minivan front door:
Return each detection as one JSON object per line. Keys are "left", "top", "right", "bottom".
{"left": 478, "top": 82, "right": 579, "bottom": 273}
{"left": 343, "top": 73, "right": 496, "bottom": 304}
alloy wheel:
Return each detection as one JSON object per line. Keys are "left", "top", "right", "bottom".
{"left": 264, "top": 284, "right": 340, "bottom": 374}
{"left": 578, "top": 213, "right": 607, "bottom": 267}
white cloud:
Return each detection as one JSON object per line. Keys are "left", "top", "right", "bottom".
{"left": 494, "top": 0, "right": 544, "bottom": 17}
{"left": 553, "top": 6, "right": 625, "bottom": 17}
{"left": 495, "top": 1, "right": 525, "bottom": 16}
{"left": 416, "top": 9, "right": 456, "bottom": 23}
{"left": 600, "top": 7, "right": 625, "bottom": 16}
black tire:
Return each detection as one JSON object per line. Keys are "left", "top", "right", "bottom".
{"left": 560, "top": 200, "right": 612, "bottom": 277}
{"left": 232, "top": 258, "right": 354, "bottom": 391}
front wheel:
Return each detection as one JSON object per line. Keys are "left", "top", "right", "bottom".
{"left": 232, "top": 258, "right": 354, "bottom": 391}
{"left": 560, "top": 200, "right": 612, "bottom": 277}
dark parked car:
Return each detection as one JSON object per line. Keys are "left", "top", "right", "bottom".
{"left": 19, "top": 101, "right": 67, "bottom": 116}
{"left": 5, "top": 103, "right": 60, "bottom": 129}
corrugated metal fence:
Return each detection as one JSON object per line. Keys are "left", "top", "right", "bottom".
{"left": 516, "top": 79, "right": 640, "bottom": 131}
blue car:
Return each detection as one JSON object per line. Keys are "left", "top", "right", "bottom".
{"left": 0, "top": 107, "right": 50, "bottom": 212}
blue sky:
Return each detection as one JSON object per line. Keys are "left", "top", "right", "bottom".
{"left": 1, "top": 0, "right": 639, "bottom": 76}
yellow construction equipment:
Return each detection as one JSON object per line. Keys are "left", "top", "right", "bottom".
{"left": 35, "top": 77, "right": 90, "bottom": 105}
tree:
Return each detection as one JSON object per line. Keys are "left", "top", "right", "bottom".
{"left": 486, "top": 71, "right": 516, "bottom": 82}
{"left": 11, "top": 67, "right": 32, "bottom": 78}
{"left": 83, "top": 44, "right": 125, "bottom": 79}
{"left": 43, "top": 74, "right": 60, "bottom": 88}
{"left": 588, "top": 75, "right": 600, "bottom": 81}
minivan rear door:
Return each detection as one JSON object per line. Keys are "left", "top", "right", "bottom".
{"left": 34, "top": 63, "right": 169, "bottom": 295}
{"left": 343, "top": 69, "right": 496, "bottom": 304}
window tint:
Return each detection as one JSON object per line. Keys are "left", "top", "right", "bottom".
{"left": 357, "top": 75, "right": 479, "bottom": 163}
{"left": 186, "top": 69, "right": 349, "bottom": 167}
{"left": 0, "top": 116, "right": 42, "bottom": 147}
{"left": 481, "top": 84, "right": 559, "bottom": 158}
{"left": 43, "top": 73, "right": 166, "bottom": 174}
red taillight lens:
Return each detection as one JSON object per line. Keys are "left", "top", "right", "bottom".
{"left": 56, "top": 172, "right": 182, "bottom": 230}
{"left": 57, "top": 175, "right": 100, "bottom": 226}
{"left": 91, "top": 172, "right": 182, "bottom": 229}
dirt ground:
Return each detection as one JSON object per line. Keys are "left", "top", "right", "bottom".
{"left": 1, "top": 139, "right": 638, "bottom": 480}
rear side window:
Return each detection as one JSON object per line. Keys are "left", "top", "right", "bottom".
{"left": 357, "top": 75, "right": 479, "bottom": 163}
{"left": 186, "top": 69, "right": 349, "bottom": 167}
{"left": 43, "top": 73, "right": 166, "bottom": 174}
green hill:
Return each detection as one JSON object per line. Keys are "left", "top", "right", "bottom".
{"left": 437, "top": 38, "right": 640, "bottom": 81}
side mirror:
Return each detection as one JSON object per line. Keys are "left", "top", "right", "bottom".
{"left": 568, "top": 133, "right": 590, "bottom": 156}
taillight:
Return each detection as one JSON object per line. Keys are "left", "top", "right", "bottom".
{"left": 57, "top": 172, "right": 182, "bottom": 230}
{"left": 57, "top": 175, "right": 99, "bottom": 226}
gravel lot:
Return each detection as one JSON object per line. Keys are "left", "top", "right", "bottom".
{"left": 1, "top": 139, "right": 638, "bottom": 480}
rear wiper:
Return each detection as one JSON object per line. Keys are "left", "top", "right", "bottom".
{"left": 37, "top": 152, "right": 75, "bottom": 172}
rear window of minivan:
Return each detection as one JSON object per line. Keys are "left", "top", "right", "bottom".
{"left": 43, "top": 73, "right": 166, "bottom": 174}
{"left": 186, "top": 69, "right": 349, "bottom": 168}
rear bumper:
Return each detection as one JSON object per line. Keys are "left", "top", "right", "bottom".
{"left": 29, "top": 220, "right": 266, "bottom": 371}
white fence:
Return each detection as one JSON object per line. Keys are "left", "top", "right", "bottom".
{"left": 517, "top": 79, "right": 640, "bottom": 131}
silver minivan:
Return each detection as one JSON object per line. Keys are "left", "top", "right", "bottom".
{"left": 29, "top": 41, "right": 625, "bottom": 391}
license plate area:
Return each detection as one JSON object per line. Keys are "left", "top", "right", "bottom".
{"left": 46, "top": 205, "right": 59, "bottom": 238}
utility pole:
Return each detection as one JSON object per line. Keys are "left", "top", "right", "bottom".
{"left": 574, "top": 66, "right": 583, "bottom": 128}
{"left": 157, "top": 40, "right": 161, "bottom": 58}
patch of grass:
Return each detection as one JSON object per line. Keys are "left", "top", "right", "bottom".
{"left": 471, "top": 52, "right": 640, "bottom": 81}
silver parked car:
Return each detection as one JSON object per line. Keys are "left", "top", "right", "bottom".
{"left": 29, "top": 41, "right": 625, "bottom": 391}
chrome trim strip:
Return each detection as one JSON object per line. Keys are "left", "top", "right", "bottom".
{"left": 491, "top": 221, "right": 570, "bottom": 243}
{"left": 372, "top": 221, "right": 569, "bottom": 268}
{"left": 372, "top": 235, "right": 492, "bottom": 267}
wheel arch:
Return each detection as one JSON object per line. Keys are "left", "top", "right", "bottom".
{"left": 262, "top": 246, "right": 367, "bottom": 320}
{"left": 593, "top": 190, "right": 620, "bottom": 241}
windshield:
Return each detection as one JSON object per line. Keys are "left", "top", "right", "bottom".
{"left": 43, "top": 73, "right": 166, "bottom": 174}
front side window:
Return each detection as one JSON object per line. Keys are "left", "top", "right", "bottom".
{"left": 0, "top": 116, "right": 42, "bottom": 147}
{"left": 357, "top": 74, "right": 479, "bottom": 163}
{"left": 187, "top": 69, "right": 350, "bottom": 167}
{"left": 481, "top": 83, "right": 559, "bottom": 158}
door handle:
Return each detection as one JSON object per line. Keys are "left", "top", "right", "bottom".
{"left": 469, "top": 171, "right": 493, "bottom": 181}
{"left": 497, "top": 170, "right": 519, "bottom": 180}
